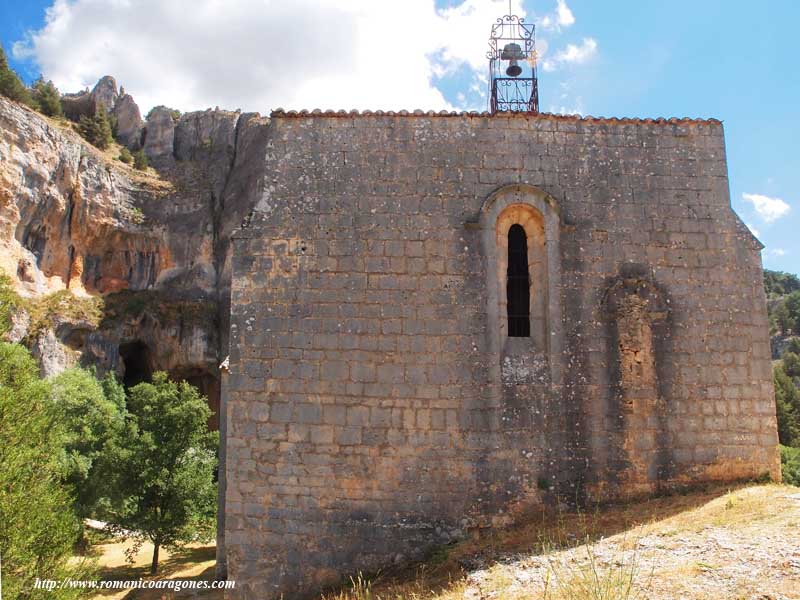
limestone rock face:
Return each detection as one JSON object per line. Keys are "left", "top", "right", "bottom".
{"left": 0, "top": 96, "right": 160, "bottom": 297}
{"left": 113, "top": 93, "right": 143, "bottom": 149}
{"left": 0, "top": 94, "right": 268, "bottom": 420}
{"left": 2, "top": 308, "right": 30, "bottom": 344}
{"left": 143, "top": 106, "right": 176, "bottom": 161}
{"left": 91, "top": 76, "right": 119, "bottom": 115}
{"left": 32, "top": 328, "right": 78, "bottom": 377}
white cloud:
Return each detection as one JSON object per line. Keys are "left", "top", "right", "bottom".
{"left": 769, "top": 248, "right": 788, "bottom": 257}
{"left": 541, "top": 37, "right": 597, "bottom": 72}
{"left": 13, "top": 0, "right": 532, "bottom": 114}
{"left": 743, "top": 193, "right": 791, "bottom": 223}
{"left": 556, "top": 0, "right": 575, "bottom": 26}
{"left": 540, "top": 0, "right": 575, "bottom": 29}
{"left": 12, "top": 0, "right": 596, "bottom": 114}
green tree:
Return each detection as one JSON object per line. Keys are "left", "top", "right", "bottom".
{"left": 786, "top": 338, "right": 800, "bottom": 356}
{"left": 32, "top": 77, "right": 63, "bottom": 117}
{"left": 0, "top": 44, "right": 34, "bottom": 106}
{"left": 0, "top": 343, "right": 93, "bottom": 600}
{"left": 133, "top": 148, "right": 148, "bottom": 171}
{"left": 78, "top": 107, "right": 113, "bottom": 149}
{"left": 774, "top": 365, "right": 800, "bottom": 447}
{"left": 783, "top": 352, "right": 800, "bottom": 379}
{"left": 764, "top": 269, "right": 800, "bottom": 297}
{"left": 784, "top": 291, "right": 800, "bottom": 334}
{"left": 772, "top": 301, "right": 792, "bottom": 335}
{"left": 781, "top": 445, "right": 800, "bottom": 486}
{"left": 105, "top": 373, "right": 217, "bottom": 574}
{"left": 49, "top": 368, "right": 126, "bottom": 517}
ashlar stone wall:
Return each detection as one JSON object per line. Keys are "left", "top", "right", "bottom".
{"left": 224, "top": 111, "right": 779, "bottom": 599}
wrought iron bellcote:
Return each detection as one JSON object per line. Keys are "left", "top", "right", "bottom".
{"left": 487, "top": 11, "right": 539, "bottom": 114}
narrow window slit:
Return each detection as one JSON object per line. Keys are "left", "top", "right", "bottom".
{"left": 507, "top": 224, "right": 530, "bottom": 337}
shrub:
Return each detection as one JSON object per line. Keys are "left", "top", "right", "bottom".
{"left": 133, "top": 148, "right": 148, "bottom": 170}
{"left": 129, "top": 207, "right": 145, "bottom": 225}
{"left": 32, "top": 77, "right": 63, "bottom": 117}
{"left": 118, "top": 146, "right": 133, "bottom": 164}
{"left": 78, "top": 107, "right": 113, "bottom": 149}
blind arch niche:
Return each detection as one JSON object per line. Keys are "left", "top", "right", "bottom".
{"left": 479, "top": 184, "right": 563, "bottom": 387}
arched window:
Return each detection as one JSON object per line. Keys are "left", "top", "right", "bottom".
{"left": 480, "top": 185, "right": 562, "bottom": 386}
{"left": 507, "top": 224, "right": 530, "bottom": 337}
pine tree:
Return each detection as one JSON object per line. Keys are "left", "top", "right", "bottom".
{"left": 32, "top": 77, "right": 63, "bottom": 117}
{"left": 0, "top": 44, "right": 34, "bottom": 106}
{"left": 133, "top": 148, "right": 148, "bottom": 170}
{"left": 78, "top": 107, "right": 113, "bottom": 149}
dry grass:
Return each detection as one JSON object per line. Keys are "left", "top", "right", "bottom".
{"left": 82, "top": 484, "right": 800, "bottom": 600}
{"left": 82, "top": 537, "right": 219, "bottom": 600}
{"left": 319, "top": 483, "right": 800, "bottom": 600}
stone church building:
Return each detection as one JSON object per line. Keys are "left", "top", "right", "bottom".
{"left": 219, "top": 15, "right": 779, "bottom": 600}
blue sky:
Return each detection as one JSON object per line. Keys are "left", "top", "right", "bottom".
{"left": 1, "top": 0, "right": 798, "bottom": 273}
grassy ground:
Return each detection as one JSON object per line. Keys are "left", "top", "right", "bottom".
{"left": 85, "top": 483, "right": 800, "bottom": 599}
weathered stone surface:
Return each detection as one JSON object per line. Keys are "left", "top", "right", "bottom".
{"left": 225, "top": 113, "right": 779, "bottom": 599}
{"left": 143, "top": 106, "right": 176, "bottom": 161}
{"left": 0, "top": 95, "right": 270, "bottom": 422}
{"left": 91, "top": 75, "right": 119, "bottom": 115}
{"left": 32, "top": 328, "right": 77, "bottom": 377}
{"left": 3, "top": 307, "right": 30, "bottom": 343}
{"left": 113, "top": 92, "right": 143, "bottom": 149}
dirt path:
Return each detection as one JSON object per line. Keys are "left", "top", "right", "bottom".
{"left": 86, "top": 539, "right": 219, "bottom": 599}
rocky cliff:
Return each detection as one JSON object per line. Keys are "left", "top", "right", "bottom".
{"left": 0, "top": 81, "right": 271, "bottom": 427}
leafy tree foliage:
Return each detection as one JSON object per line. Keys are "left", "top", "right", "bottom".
{"left": 764, "top": 269, "right": 800, "bottom": 298}
{"left": 771, "top": 301, "right": 793, "bottom": 335}
{"left": 105, "top": 372, "right": 218, "bottom": 574}
{"left": 782, "top": 352, "right": 800, "bottom": 379}
{"left": 49, "top": 368, "right": 126, "bottom": 517}
{"left": 781, "top": 445, "right": 800, "bottom": 486}
{"left": 32, "top": 77, "right": 63, "bottom": 117}
{"left": 0, "top": 270, "right": 21, "bottom": 336}
{"left": 775, "top": 365, "right": 800, "bottom": 447}
{"left": 0, "top": 343, "right": 93, "bottom": 600}
{"left": 0, "top": 44, "right": 34, "bottom": 107}
{"left": 78, "top": 107, "right": 113, "bottom": 149}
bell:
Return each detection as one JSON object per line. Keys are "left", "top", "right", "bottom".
{"left": 506, "top": 60, "right": 522, "bottom": 77}
{"left": 501, "top": 43, "right": 525, "bottom": 78}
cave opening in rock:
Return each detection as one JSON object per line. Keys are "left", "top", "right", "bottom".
{"left": 119, "top": 340, "right": 153, "bottom": 388}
